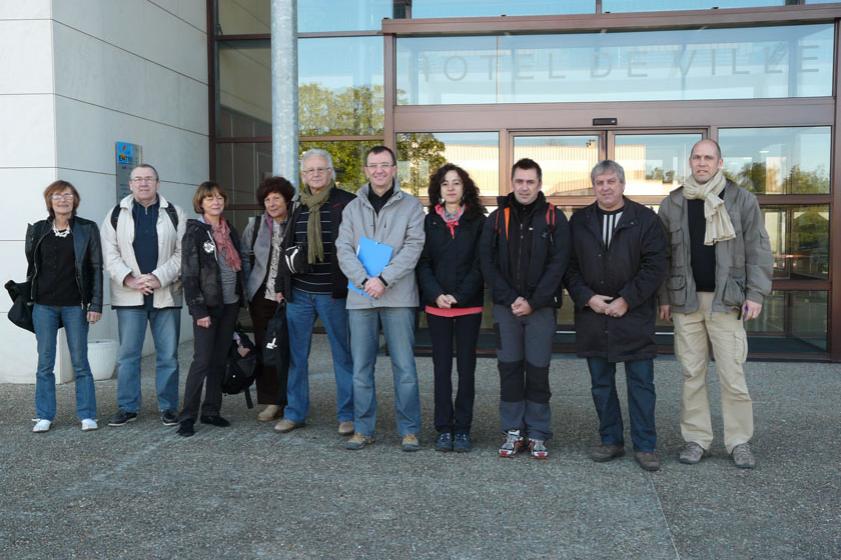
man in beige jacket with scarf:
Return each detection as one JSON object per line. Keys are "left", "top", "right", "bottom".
{"left": 658, "top": 139, "right": 772, "bottom": 469}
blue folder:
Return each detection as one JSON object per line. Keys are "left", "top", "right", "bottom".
{"left": 348, "top": 236, "right": 393, "bottom": 297}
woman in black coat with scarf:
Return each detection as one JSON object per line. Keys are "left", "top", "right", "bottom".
{"left": 178, "top": 181, "right": 245, "bottom": 437}
{"left": 417, "top": 163, "right": 486, "bottom": 452}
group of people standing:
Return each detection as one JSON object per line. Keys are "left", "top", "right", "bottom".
{"left": 23, "top": 139, "right": 771, "bottom": 471}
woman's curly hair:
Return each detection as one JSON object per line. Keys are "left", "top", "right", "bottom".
{"left": 426, "top": 163, "right": 486, "bottom": 219}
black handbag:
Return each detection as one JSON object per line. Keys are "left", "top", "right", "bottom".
{"left": 5, "top": 279, "right": 34, "bottom": 333}
{"left": 262, "top": 302, "right": 289, "bottom": 371}
{"left": 223, "top": 329, "right": 258, "bottom": 408}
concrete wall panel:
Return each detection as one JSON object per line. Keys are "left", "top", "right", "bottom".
{"left": 0, "top": 0, "right": 50, "bottom": 19}
{"left": 0, "top": 20, "right": 54, "bottom": 94}
{"left": 52, "top": 0, "right": 207, "bottom": 83}
{"left": 53, "top": 23, "right": 207, "bottom": 134}
{"left": 0, "top": 95, "right": 57, "bottom": 168}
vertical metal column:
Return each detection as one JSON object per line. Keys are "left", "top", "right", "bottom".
{"left": 271, "top": 0, "right": 298, "bottom": 181}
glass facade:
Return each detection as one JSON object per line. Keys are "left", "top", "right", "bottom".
{"left": 411, "top": 1, "right": 593, "bottom": 18}
{"left": 398, "top": 132, "right": 499, "bottom": 197}
{"left": 763, "top": 205, "right": 830, "bottom": 280}
{"left": 210, "top": 1, "right": 840, "bottom": 358}
{"left": 299, "top": 37, "right": 385, "bottom": 136}
{"left": 603, "top": 1, "right": 788, "bottom": 12}
{"left": 299, "top": 0, "right": 394, "bottom": 33}
{"left": 513, "top": 136, "right": 601, "bottom": 196}
{"left": 720, "top": 127, "right": 831, "bottom": 195}
{"left": 217, "top": 41, "right": 271, "bottom": 137}
{"left": 614, "top": 134, "right": 702, "bottom": 197}
{"left": 397, "top": 24, "right": 833, "bottom": 105}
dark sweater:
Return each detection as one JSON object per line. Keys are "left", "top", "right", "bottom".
{"left": 687, "top": 193, "right": 719, "bottom": 293}
{"left": 132, "top": 199, "right": 160, "bottom": 308}
{"left": 36, "top": 230, "right": 80, "bottom": 306}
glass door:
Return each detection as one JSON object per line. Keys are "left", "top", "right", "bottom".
{"left": 512, "top": 133, "right": 603, "bottom": 197}
{"left": 611, "top": 132, "right": 703, "bottom": 199}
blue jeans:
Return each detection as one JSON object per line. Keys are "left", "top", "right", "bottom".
{"left": 348, "top": 307, "right": 421, "bottom": 437}
{"left": 115, "top": 307, "right": 180, "bottom": 413}
{"left": 587, "top": 357, "right": 657, "bottom": 452}
{"left": 284, "top": 289, "right": 354, "bottom": 423}
{"left": 32, "top": 304, "right": 97, "bottom": 421}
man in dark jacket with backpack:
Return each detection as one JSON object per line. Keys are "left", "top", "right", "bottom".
{"left": 564, "top": 160, "right": 667, "bottom": 471}
{"left": 479, "top": 158, "right": 570, "bottom": 459}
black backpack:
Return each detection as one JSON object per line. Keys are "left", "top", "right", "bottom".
{"left": 110, "top": 203, "right": 179, "bottom": 231}
{"left": 222, "top": 329, "right": 258, "bottom": 408}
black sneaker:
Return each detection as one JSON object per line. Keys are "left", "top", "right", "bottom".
{"left": 107, "top": 409, "right": 138, "bottom": 427}
{"left": 453, "top": 432, "right": 472, "bottom": 453}
{"left": 435, "top": 432, "right": 453, "bottom": 452}
{"left": 200, "top": 415, "right": 231, "bottom": 427}
{"left": 177, "top": 419, "right": 195, "bottom": 437}
{"left": 161, "top": 410, "right": 178, "bottom": 426}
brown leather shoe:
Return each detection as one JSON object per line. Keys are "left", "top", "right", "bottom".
{"left": 589, "top": 443, "right": 625, "bottom": 463}
{"left": 634, "top": 451, "right": 661, "bottom": 472}
{"left": 338, "top": 421, "right": 354, "bottom": 436}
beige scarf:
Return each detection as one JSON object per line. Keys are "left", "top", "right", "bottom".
{"left": 682, "top": 169, "right": 735, "bottom": 246}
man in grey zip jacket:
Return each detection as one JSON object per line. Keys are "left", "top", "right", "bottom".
{"left": 658, "top": 139, "right": 772, "bottom": 469}
{"left": 336, "top": 145, "right": 426, "bottom": 452}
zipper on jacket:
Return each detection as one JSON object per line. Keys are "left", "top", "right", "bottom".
{"left": 30, "top": 226, "right": 50, "bottom": 301}
{"left": 514, "top": 221, "right": 525, "bottom": 288}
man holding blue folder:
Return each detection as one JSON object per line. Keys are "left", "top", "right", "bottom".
{"left": 336, "top": 145, "right": 426, "bottom": 452}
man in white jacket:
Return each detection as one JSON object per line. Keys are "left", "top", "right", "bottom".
{"left": 100, "top": 164, "right": 186, "bottom": 427}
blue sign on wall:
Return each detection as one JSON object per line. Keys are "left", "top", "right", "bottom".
{"left": 115, "top": 141, "right": 142, "bottom": 200}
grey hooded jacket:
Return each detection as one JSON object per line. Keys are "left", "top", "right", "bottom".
{"left": 336, "top": 182, "right": 425, "bottom": 310}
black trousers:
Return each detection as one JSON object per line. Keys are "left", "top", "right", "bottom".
{"left": 180, "top": 303, "right": 239, "bottom": 421}
{"left": 427, "top": 312, "right": 482, "bottom": 433}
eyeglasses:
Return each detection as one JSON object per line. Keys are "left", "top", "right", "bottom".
{"left": 50, "top": 193, "right": 75, "bottom": 200}
{"left": 365, "top": 163, "right": 395, "bottom": 170}
{"left": 302, "top": 167, "right": 331, "bottom": 175}
{"left": 130, "top": 176, "right": 157, "bottom": 183}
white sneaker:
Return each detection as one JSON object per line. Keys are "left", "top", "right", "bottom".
{"left": 32, "top": 419, "right": 52, "bottom": 433}
{"left": 81, "top": 418, "right": 98, "bottom": 431}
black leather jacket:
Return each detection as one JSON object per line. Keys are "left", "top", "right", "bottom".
{"left": 182, "top": 219, "right": 245, "bottom": 319}
{"left": 25, "top": 216, "right": 104, "bottom": 313}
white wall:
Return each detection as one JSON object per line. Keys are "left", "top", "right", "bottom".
{"left": 0, "top": 1, "right": 209, "bottom": 383}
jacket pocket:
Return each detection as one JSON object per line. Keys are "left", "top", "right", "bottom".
{"left": 721, "top": 272, "right": 745, "bottom": 308}
{"left": 666, "top": 274, "right": 687, "bottom": 306}
{"left": 669, "top": 226, "right": 685, "bottom": 267}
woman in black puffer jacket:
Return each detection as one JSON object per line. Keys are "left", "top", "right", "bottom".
{"left": 178, "top": 181, "right": 245, "bottom": 437}
{"left": 417, "top": 164, "right": 486, "bottom": 453}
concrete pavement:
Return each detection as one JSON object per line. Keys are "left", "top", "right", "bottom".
{"left": 0, "top": 336, "right": 839, "bottom": 559}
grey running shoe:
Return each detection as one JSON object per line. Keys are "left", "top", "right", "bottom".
{"left": 498, "top": 430, "right": 526, "bottom": 458}
{"left": 679, "top": 442, "right": 709, "bottom": 465}
{"left": 528, "top": 438, "right": 549, "bottom": 460}
{"left": 731, "top": 443, "right": 756, "bottom": 469}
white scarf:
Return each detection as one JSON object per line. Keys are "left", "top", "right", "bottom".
{"left": 682, "top": 169, "right": 735, "bottom": 246}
